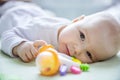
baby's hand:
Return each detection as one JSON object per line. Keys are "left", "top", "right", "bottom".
{"left": 13, "top": 40, "right": 47, "bottom": 62}
{"left": 13, "top": 41, "right": 38, "bottom": 62}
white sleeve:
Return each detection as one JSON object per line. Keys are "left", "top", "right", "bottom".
{"left": 1, "top": 29, "right": 28, "bottom": 57}
{"left": 0, "top": 7, "right": 34, "bottom": 35}
{"left": 0, "top": 7, "right": 33, "bottom": 57}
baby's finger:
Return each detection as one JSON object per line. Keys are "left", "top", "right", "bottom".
{"left": 33, "top": 40, "right": 47, "bottom": 49}
{"left": 19, "top": 53, "right": 30, "bottom": 62}
{"left": 31, "top": 47, "right": 38, "bottom": 58}
{"left": 26, "top": 50, "right": 34, "bottom": 61}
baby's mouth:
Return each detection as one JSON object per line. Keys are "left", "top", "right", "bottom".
{"left": 66, "top": 45, "right": 70, "bottom": 56}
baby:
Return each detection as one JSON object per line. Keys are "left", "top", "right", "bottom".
{"left": 1, "top": 0, "right": 120, "bottom": 63}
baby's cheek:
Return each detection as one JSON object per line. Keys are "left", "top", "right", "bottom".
{"left": 58, "top": 45, "right": 65, "bottom": 53}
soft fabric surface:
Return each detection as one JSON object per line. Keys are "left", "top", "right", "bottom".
{"left": 0, "top": 40, "right": 120, "bottom": 80}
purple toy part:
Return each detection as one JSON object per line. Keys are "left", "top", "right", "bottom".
{"left": 59, "top": 64, "right": 68, "bottom": 76}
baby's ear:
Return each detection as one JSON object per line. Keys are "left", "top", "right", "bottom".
{"left": 72, "top": 15, "right": 85, "bottom": 23}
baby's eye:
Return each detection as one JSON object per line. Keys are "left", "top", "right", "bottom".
{"left": 80, "top": 31, "right": 85, "bottom": 41}
{"left": 86, "top": 51, "right": 92, "bottom": 59}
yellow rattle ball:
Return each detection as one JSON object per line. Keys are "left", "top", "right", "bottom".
{"left": 36, "top": 44, "right": 60, "bottom": 76}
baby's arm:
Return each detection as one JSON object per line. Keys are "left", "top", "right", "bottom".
{"left": 0, "top": 10, "right": 47, "bottom": 62}
{"left": 1, "top": 26, "right": 47, "bottom": 62}
{"left": 1, "top": 27, "right": 47, "bottom": 62}
{"left": 0, "top": 3, "right": 47, "bottom": 62}
{"left": 1, "top": 29, "right": 29, "bottom": 62}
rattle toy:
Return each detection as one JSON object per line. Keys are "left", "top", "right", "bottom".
{"left": 36, "top": 44, "right": 60, "bottom": 76}
{"left": 36, "top": 44, "right": 90, "bottom": 76}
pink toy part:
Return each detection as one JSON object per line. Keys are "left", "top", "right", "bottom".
{"left": 70, "top": 66, "right": 82, "bottom": 74}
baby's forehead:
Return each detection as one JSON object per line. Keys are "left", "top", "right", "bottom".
{"left": 86, "top": 16, "right": 117, "bottom": 32}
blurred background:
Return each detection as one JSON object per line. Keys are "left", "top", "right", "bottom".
{"left": 32, "top": 0, "right": 117, "bottom": 20}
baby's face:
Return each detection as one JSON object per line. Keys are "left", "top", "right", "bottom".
{"left": 58, "top": 13, "right": 119, "bottom": 63}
